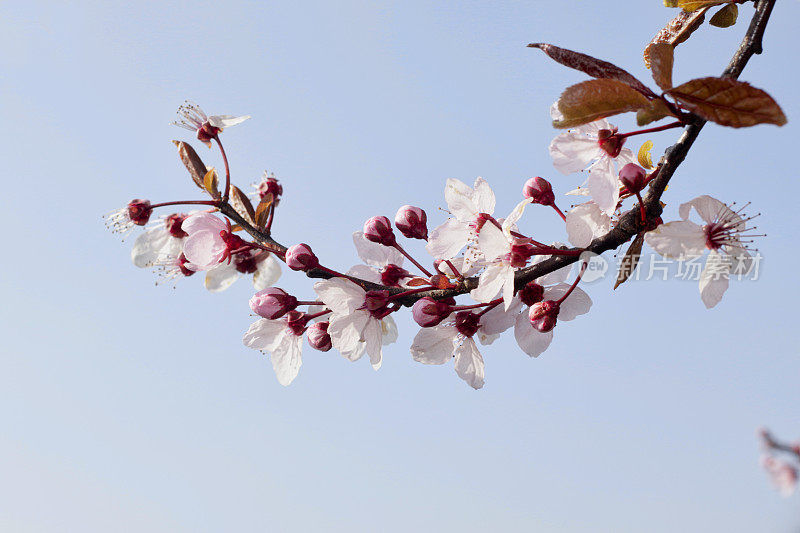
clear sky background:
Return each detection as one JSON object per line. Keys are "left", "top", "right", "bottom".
{"left": 1, "top": 1, "right": 799, "bottom": 531}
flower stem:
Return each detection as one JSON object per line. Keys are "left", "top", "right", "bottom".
{"left": 150, "top": 200, "right": 219, "bottom": 208}
{"left": 551, "top": 202, "right": 567, "bottom": 222}
{"left": 213, "top": 135, "right": 232, "bottom": 203}
{"left": 393, "top": 242, "right": 433, "bottom": 278}
{"left": 556, "top": 261, "right": 587, "bottom": 305}
{"left": 618, "top": 120, "right": 683, "bottom": 139}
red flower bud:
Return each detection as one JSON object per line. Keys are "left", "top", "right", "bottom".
{"left": 528, "top": 300, "right": 560, "bottom": 333}
{"left": 285, "top": 243, "right": 319, "bottom": 271}
{"left": 363, "top": 216, "right": 396, "bottom": 246}
{"left": 127, "top": 199, "right": 153, "bottom": 226}
{"left": 165, "top": 213, "right": 188, "bottom": 238}
{"left": 257, "top": 175, "right": 283, "bottom": 203}
{"left": 412, "top": 297, "right": 454, "bottom": 328}
{"left": 597, "top": 128, "right": 625, "bottom": 158}
{"left": 454, "top": 311, "right": 481, "bottom": 338}
{"left": 522, "top": 177, "right": 555, "bottom": 206}
{"left": 249, "top": 287, "right": 299, "bottom": 319}
{"left": 307, "top": 321, "right": 332, "bottom": 352}
{"left": 363, "top": 290, "right": 391, "bottom": 313}
{"left": 380, "top": 264, "right": 411, "bottom": 287}
{"left": 394, "top": 205, "right": 428, "bottom": 240}
{"left": 518, "top": 281, "right": 545, "bottom": 306}
{"left": 619, "top": 163, "right": 647, "bottom": 194}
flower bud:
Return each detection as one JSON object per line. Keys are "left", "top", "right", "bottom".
{"left": 412, "top": 297, "right": 454, "bottom": 328}
{"left": 285, "top": 243, "right": 319, "bottom": 271}
{"left": 597, "top": 128, "right": 625, "bottom": 158}
{"left": 127, "top": 199, "right": 153, "bottom": 226}
{"left": 394, "top": 205, "right": 428, "bottom": 240}
{"left": 518, "top": 281, "right": 544, "bottom": 306}
{"left": 529, "top": 300, "right": 560, "bottom": 333}
{"left": 165, "top": 213, "right": 188, "bottom": 238}
{"left": 307, "top": 321, "right": 332, "bottom": 352}
{"left": 454, "top": 311, "right": 481, "bottom": 338}
{"left": 363, "top": 216, "right": 396, "bottom": 246}
{"left": 257, "top": 174, "right": 283, "bottom": 204}
{"left": 249, "top": 287, "right": 299, "bottom": 319}
{"left": 619, "top": 163, "right": 647, "bottom": 194}
{"left": 380, "top": 264, "right": 411, "bottom": 286}
{"left": 508, "top": 241, "right": 537, "bottom": 268}
{"left": 522, "top": 177, "right": 555, "bottom": 206}
{"left": 363, "top": 290, "right": 390, "bottom": 312}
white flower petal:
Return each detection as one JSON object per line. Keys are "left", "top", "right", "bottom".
{"left": 471, "top": 177, "right": 496, "bottom": 215}
{"left": 183, "top": 230, "right": 226, "bottom": 269}
{"left": 586, "top": 157, "right": 620, "bottom": 216}
{"left": 131, "top": 227, "right": 172, "bottom": 268}
{"left": 182, "top": 212, "right": 227, "bottom": 234}
{"left": 208, "top": 114, "right": 251, "bottom": 129}
{"left": 544, "top": 285, "right": 592, "bottom": 321}
{"left": 314, "top": 278, "right": 366, "bottom": 315}
{"left": 271, "top": 333, "right": 303, "bottom": 386}
{"left": 204, "top": 262, "right": 240, "bottom": 292}
{"left": 352, "top": 231, "right": 404, "bottom": 267}
{"left": 470, "top": 263, "right": 509, "bottom": 303}
{"left": 243, "top": 319, "right": 288, "bottom": 352}
{"left": 410, "top": 325, "right": 456, "bottom": 365}
{"left": 253, "top": 254, "right": 282, "bottom": 290}
{"left": 549, "top": 129, "right": 602, "bottom": 175}
{"left": 679, "top": 195, "right": 733, "bottom": 225}
{"left": 699, "top": 250, "right": 730, "bottom": 309}
{"left": 514, "top": 312, "right": 554, "bottom": 358}
{"left": 329, "top": 311, "right": 370, "bottom": 360}
{"left": 345, "top": 264, "right": 382, "bottom": 284}
{"left": 480, "top": 297, "right": 523, "bottom": 335}
{"left": 445, "top": 178, "right": 479, "bottom": 221}
{"left": 566, "top": 202, "right": 612, "bottom": 248}
{"left": 453, "top": 338, "right": 485, "bottom": 390}
{"left": 477, "top": 222, "right": 509, "bottom": 261}
{"left": 363, "top": 318, "right": 384, "bottom": 370}
{"left": 426, "top": 219, "right": 471, "bottom": 260}
{"left": 645, "top": 220, "right": 706, "bottom": 259}
{"left": 380, "top": 316, "right": 398, "bottom": 346}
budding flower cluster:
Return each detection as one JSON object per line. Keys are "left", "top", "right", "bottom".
{"left": 529, "top": 300, "right": 559, "bottom": 333}
{"left": 306, "top": 321, "right": 332, "bottom": 352}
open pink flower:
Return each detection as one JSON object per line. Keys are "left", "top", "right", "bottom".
{"left": 181, "top": 212, "right": 249, "bottom": 272}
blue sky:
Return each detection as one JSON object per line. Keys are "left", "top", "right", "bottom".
{"left": 1, "top": 1, "right": 798, "bottom": 531}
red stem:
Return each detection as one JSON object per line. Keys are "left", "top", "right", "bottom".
{"left": 393, "top": 242, "right": 433, "bottom": 278}
{"left": 150, "top": 200, "right": 219, "bottom": 208}
{"left": 213, "top": 136, "right": 231, "bottom": 203}
{"left": 618, "top": 120, "right": 683, "bottom": 139}
{"left": 551, "top": 202, "right": 567, "bottom": 222}
{"left": 556, "top": 261, "right": 587, "bottom": 305}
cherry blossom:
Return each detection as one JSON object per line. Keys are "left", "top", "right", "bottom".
{"left": 313, "top": 277, "right": 398, "bottom": 370}
{"left": 173, "top": 101, "right": 251, "bottom": 147}
{"left": 130, "top": 214, "right": 187, "bottom": 269}
{"left": 410, "top": 310, "right": 512, "bottom": 389}
{"left": 104, "top": 199, "right": 153, "bottom": 239}
{"left": 242, "top": 311, "right": 306, "bottom": 386}
{"left": 182, "top": 212, "right": 250, "bottom": 271}
{"left": 346, "top": 232, "right": 411, "bottom": 287}
{"left": 470, "top": 199, "right": 533, "bottom": 309}
{"left": 426, "top": 177, "right": 496, "bottom": 264}
{"left": 203, "top": 250, "right": 281, "bottom": 293}
{"left": 549, "top": 116, "right": 636, "bottom": 215}
{"left": 645, "top": 195, "right": 756, "bottom": 308}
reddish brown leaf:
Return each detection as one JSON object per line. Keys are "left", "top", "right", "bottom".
{"left": 667, "top": 77, "right": 787, "bottom": 127}
{"left": 528, "top": 42, "right": 656, "bottom": 98}
{"left": 228, "top": 185, "right": 256, "bottom": 225}
{"left": 553, "top": 79, "right": 650, "bottom": 129}
{"left": 405, "top": 277, "right": 431, "bottom": 287}
{"left": 614, "top": 233, "right": 645, "bottom": 290}
{"left": 173, "top": 140, "right": 207, "bottom": 190}
{"left": 647, "top": 43, "right": 674, "bottom": 91}
{"left": 636, "top": 99, "right": 675, "bottom": 126}
{"left": 254, "top": 193, "right": 274, "bottom": 228}
{"left": 709, "top": 3, "right": 738, "bottom": 27}
{"left": 644, "top": 10, "right": 705, "bottom": 68}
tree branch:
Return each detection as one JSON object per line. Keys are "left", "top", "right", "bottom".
{"left": 222, "top": 0, "right": 778, "bottom": 305}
